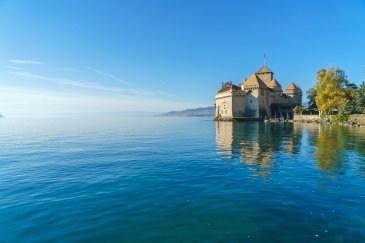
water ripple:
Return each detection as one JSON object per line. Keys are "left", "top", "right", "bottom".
{"left": 0, "top": 117, "right": 364, "bottom": 242}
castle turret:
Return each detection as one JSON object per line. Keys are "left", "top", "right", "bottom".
{"left": 286, "top": 82, "right": 302, "bottom": 104}
{"left": 242, "top": 74, "right": 268, "bottom": 118}
{"left": 255, "top": 66, "right": 274, "bottom": 85}
{"left": 268, "top": 78, "right": 282, "bottom": 93}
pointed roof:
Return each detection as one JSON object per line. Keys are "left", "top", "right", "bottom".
{"left": 256, "top": 66, "right": 273, "bottom": 74}
{"left": 286, "top": 82, "right": 300, "bottom": 90}
{"left": 268, "top": 78, "right": 281, "bottom": 88}
{"left": 243, "top": 74, "right": 267, "bottom": 87}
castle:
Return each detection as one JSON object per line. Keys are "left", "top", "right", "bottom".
{"left": 215, "top": 65, "right": 302, "bottom": 120}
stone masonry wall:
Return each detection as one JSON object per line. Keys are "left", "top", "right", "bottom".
{"left": 293, "top": 114, "right": 365, "bottom": 127}
{"left": 293, "top": 115, "right": 320, "bottom": 122}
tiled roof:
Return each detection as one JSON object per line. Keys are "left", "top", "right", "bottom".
{"left": 286, "top": 82, "right": 300, "bottom": 90}
{"left": 256, "top": 66, "right": 273, "bottom": 74}
{"left": 268, "top": 78, "right": 281, "bottom": 88}
{"left": 243, "top": 74, "right": 267, "bottom": 87}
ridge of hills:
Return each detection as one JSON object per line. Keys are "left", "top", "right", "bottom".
{"left": 159, "top": 106, "right": 215, "bottom": 117}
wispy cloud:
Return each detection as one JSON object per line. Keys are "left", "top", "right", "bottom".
{"left": 84, "top": 66, "right": 129, "bottom": 85}
{"left": 3, "top": 65, "right": 23, "bottom": 70}
{"left": 109, "top": 74, "right": 127, "bottom": 84}
{"left": 1, "top": 62, "right": 189, "bottom": 118}
{"left": 8, "top": 59, "right": 43, "bottom": 65}
{"left": 82, "top": 66, "right": 175, "bottom": 97}
{"left": 9, "top": 71, "right": 174, "bottom": 98}
{"left": 9, "top": 71, "right": 125, "bottom": 93}
{"left": 0, "top": 86, "right": 201, "bottom": 117}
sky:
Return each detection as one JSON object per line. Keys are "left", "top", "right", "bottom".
{"left": 1, "top": 0, "right": 365, "bottom": 117}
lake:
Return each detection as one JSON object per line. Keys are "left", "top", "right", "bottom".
{"left": 0, "top": 116, "right": 364, "bottom": 242}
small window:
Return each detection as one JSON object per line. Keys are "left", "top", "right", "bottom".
{"left": 250, "top": 100, "right": 252, "bottom": 103}
{"left": 225, "top": 110, "right": 227, "bottom": 114}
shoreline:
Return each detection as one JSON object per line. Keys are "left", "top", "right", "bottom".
{"left": 214, "top": 114, "right": 365, "bottom": 128}
{"left": 293, "top": 114, "right": 365, "bottom": 127}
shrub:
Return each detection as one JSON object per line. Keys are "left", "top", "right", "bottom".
{"left": 332, "top": 114, "right": 349, "bottom": 123}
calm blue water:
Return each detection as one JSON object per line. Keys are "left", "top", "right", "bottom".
{"left": 0, "top": 116, "right": 364, "bottom": 242}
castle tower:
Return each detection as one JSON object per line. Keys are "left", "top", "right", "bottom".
{"left": 286, "top": 82, "right": 302, "bottom": 104}
{"left": 215, "top": 82, "right": 244, "bottom": 119}
{"left": 267, "top": 78, "right": 282, "bottom": 93}
{"left": 255, "top": 66, "right": 274, "bottom": 86}
{"left": 242, "top": 74, "right": 268, "bottom": 118}
{"left": 267, "top": 78, "right": 283, "bottom": 107}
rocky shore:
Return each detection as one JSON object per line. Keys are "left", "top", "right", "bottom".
{"left": 214, "top": 114, "right": 365, "bottom": 127}
{"left": 293, "top": 114, "right": 365, "bottom": 127}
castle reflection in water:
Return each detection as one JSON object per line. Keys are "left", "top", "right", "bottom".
{"left": 215, "top": 121, "right": 365, "bottom": 180}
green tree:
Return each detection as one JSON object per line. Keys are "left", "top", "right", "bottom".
{"left": 306, "top": 88, "right": 317, "bottom": 109}
{"left": 344, "top": 81, "right": 358, "bottom": 114}
{"left": 293, "top": 105, "right": 302, "bottom": 114}
{"left": 315, "top": 68, "right": 348, "bottom": 115}
{"left": 354, "top": 82, "right": 365, "bottom": 114}
{"left": 332, "top": 98, "right": 351, "bottom": 123}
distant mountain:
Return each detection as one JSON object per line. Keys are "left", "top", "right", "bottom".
{"left": 159, "top": 106, "right": 215, "bottom": 117}
{"left": 0, "top": 114, "right": 3, "bottom": 118}
{"left": 302, "top": 101, "right": 309, "bottom": 108}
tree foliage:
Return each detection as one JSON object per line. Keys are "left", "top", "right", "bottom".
{"left": 354, "top": 82, "right": 365, "bottom": 114}
{"left": 306, "top": 88, "right": 317, "bottom": 109}
{"left": 307, "top": 67, "right": 365, "bottom": 116}
{"left": 293, "top": 105, "right": 302, "bottom": 114}
{"left": 315, "top": 68, "right": 348, "bottom": 115}
{"left": 332, "top": 98, "right": 351, "bottom": 123}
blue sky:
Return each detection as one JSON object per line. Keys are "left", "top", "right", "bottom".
{"left": 1, "top": 0, "right": 365, "bottom": 117}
